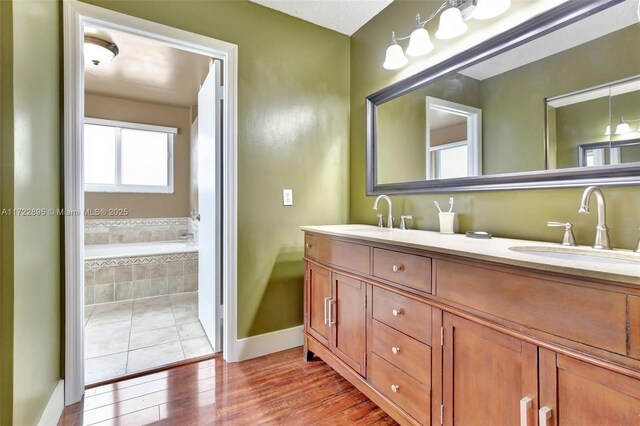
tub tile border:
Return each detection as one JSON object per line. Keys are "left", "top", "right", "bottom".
{"left": 85, "top": 217, "right": 189, "bottom": 228}
{"left": 85, "top": 252, "right": 198, "bottom": 269}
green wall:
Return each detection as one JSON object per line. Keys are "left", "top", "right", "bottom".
{"left": 1, "top": 0, "right": 62, "bottom": 424}
{"left": 350, "top": 0, "right": 640, "bottom": 250}
{"left": 81, "top": 0, "right": 351, "bottom": 338}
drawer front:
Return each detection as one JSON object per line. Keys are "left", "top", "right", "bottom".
{"left": 373, "top": 248, "right": 432, "bottom": 293}
{"left": 373, "top": 286, "right": 432, "bottom": 344}
{"left": 369, "top": 353, "right": 430, "bottom": 425}
{"left": 371, "top": 319, "right": 431, "bottom": 385}
{"left": 436, "top": 260, "right": 627, "bottom": 355}
{"left": 315, "top": 236, "right": 370, "bottom": 274}
{"left": 304, "top": 234, "right": 317, "bottom": 259}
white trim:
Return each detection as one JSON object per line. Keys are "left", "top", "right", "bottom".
{"left": 85, "top": 117, "right": 177, "bottom": 134}
{"left": 63, "top": 0, "right": 239, "bottom": 405}
{"left": 425, "top": 96, "right": 482, "bottom": 180}
{"left": 37, "top": 380, "right": 64, "bottom": 426}
{"left": 236, "top": 325, "right": 304, "bottom": 361}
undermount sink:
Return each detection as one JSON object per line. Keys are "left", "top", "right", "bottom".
{"left": 509, "top": 245, "right": 640, "bottom": 266}
{"left": 331, "top": 225, "right": 393, "bottom": 233}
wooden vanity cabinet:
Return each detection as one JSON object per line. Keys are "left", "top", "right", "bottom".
{"left": 304, "top": 262, "right": 366, "bottom": 376}
{"left": 303, "top": 231, "right": 640, "bottom": 426}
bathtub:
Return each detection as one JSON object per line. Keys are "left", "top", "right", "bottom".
{"left": 84, "top": 241, "right": 199, "bottom": 305}
{"left": 85, "top": 240, "right": 197, "bottom": 260}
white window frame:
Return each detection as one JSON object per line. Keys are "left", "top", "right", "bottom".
{"left": 84, "top": 117, "right": 177, "bottom": 193}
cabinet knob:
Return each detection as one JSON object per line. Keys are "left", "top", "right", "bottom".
{"left": 391, "top": 384, "right": 399, "bottom": 393}
{"left": 305, "top": 243, "right": 312, "bottom": 248}
{"left": 392, "top": 264, "right": 404, "bottom": 272}
{"left": 391, "top": 346, "right": 400, "bottom": 355}
{"left": 392, "top": 308, "right": 403, "bottom": 317}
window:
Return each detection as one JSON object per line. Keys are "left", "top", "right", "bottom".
{"left": 84, "top": 118, "right": 176, "bottom": 193}
{"left": 431, "top": 141, "right": 469, "bottom": 180}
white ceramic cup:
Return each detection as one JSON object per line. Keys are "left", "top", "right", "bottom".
{"left": 438, "top": 212, "right": 455, "bottom": 234}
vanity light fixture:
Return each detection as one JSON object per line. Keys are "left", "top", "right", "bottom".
{"left": 383, "top": 0, "right": 511, "bottom": 70}
{"left": 605, "top": 116, "right": 640, "bottom": 136}
{"left": 84, "top": 35, "right": 119, "bottom": 66}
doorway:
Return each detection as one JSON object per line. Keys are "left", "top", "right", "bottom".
{"left": 63, "top": 0, "right": 238, "bottom": 405}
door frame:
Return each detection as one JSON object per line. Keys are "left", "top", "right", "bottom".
{"left": 63, "top": 0, "right": 239, "bottom": 405}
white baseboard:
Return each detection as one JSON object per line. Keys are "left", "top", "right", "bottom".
{"left": 38, "top": 380, "right": 64, "bottom": 426}
{"left": 236, "top": 325, "right": 303, "bottom": 361}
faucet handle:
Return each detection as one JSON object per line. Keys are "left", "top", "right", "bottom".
{"left": 376, "top": 214, "right": 384, "bottom": 228}
{"left": 400, "top": 215, "right": 414, "bottom": 230}
{"left": 547, "top": 222, "right": 577, "bottom": 246}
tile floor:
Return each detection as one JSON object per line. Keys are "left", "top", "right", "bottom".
{"left": 84, "top": 293, "right": 215, "bottom": 384}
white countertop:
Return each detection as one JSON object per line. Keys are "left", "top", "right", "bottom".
{"left": 301, "top": 224, "right": 640, "bottom": 286}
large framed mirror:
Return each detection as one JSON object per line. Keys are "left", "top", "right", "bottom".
{"left": 366, "top": 0, "right": 640, "bottom": 194}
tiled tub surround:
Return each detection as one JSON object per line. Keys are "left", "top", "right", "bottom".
{"left": 85, "top": 217, "right": 190, "bottom": 245}
{"left": 84, "top": 293, "right": 214, "bottom": 384}
{"left": 85, "top": 249, "right": 198, "bottom": 305}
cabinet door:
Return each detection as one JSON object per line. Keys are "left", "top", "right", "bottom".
{"left": 331, "top": 273, "right": 366, "bottom": 376}
{"left": 306, "top": 263, "right": 331, "bottom": 347}
{"left": 539, "top": 350, "right": 640, "bottom": 426}
{"left": 443, "top": 314, "right": 538, "bottom": 426}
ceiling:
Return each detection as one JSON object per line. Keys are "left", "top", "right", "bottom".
{"left": 84, "top": 27, "right": 211, "bottom": 107}
{"left": 249, "top": 0, "right": 393, "bottom": 35}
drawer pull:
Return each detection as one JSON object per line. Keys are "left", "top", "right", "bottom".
{"left": 539, "top": 406, "right": 552, "bottom": 426}
{"left": 392, "top": 308, "right": 404, "bottom": 317}
{"left": 520, "top": 397, "right": 532, "bottom": 426}
{"left": 391, "top": 384, "right": 400, "bottom": 393}
{"left": 391, "top": 346, "right": 400, "bottom": 355}
{"left": 324, "top": 297, "right": 331, "bottom": 325}
{"left": 392, "top": 264, "right": 405, "bottom": 272}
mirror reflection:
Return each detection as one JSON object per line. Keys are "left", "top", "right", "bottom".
{"left": 372, "top": 1, "right": 640, "bottom": 188}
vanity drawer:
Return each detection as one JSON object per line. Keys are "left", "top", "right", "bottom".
{"left": 368, "top": 353, "right": 430, "bottom": 425}
{"left": 371, "top": 319, "right": 431, "bottom": 385}
{"left": 311, "top": 235, "right": 370, "bottom": 274}
{"left": 304, "top": 234, "right": 316, "bottom": 259}
{"left": 373, "top": 248, "right": 432, "bottom": 293}
{"left": 372, "top": 286, "right": 431, "bottom": 344}
{"left": 436, "top": 259, "right": 627, "bottom": 355}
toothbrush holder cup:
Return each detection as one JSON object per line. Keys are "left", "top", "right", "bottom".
{"left": 438, "top": 212, "right": 455, "bottom": 234}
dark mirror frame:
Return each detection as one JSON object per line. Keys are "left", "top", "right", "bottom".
{"left": 366, "top": 0, "right": 639, "bottom": 195}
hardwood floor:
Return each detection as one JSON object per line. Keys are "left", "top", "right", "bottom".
{"left": 59, "top": 346, "right": 397, "bottom": 425}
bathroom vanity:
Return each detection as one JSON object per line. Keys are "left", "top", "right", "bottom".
{"left": 301, "top": 225, "right": 640, "bottom": 426}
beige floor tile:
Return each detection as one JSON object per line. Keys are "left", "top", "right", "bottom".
{"left": 129, "top": 326, "right": 180, "bottom": 350}
{"left": 85, "top": 320, "right": 131, "bottom": 358}
{"left": 176, "top": 321, "right": 206, "bottom": 340}
{"left": 131, "top": 309, "right": 176, "bottom": 332}
{"left": 181, "top": 336, "right": 214, "bottom": 359}
{"left": 126, "top": 341, "right": 185, "bottom": 373}
{"left": 85, "top": 352, "right": 128, "bottom": 384}
{"left": 87, "top": 301, "right": 133, "bottom": 325}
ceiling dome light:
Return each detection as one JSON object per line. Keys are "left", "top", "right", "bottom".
{"left": 84, "top": 35, "right": 119, "bottom": 66}
{"left": 383, "top": 32, "right": 408, "bottom": 70}
{"left": 436, "top": 7, "right": 467, "bottom": 40}
{"left": 472, "top": 0, "right": 511, "bottom": 20}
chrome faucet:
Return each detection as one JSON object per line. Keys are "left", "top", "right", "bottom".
{"left": 373, "top": 195, "right": 393, "bottom": 229}
{"left": 578, "top": 186, "right": 611, "bottom": 250}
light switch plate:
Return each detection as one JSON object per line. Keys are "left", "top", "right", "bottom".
{"left": 283, "top": 189, "right": 293, "bottom": 206}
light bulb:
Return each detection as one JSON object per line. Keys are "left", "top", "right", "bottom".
{"left": 436, "top": 7, "right": 467, "bottom": 40}
{"left": 406, "top": 27, "right": 434, "bottom": 57}
{"left": 472, "top": 0, "right": 511, "bottom": 20}
{"left": 604, "top": 125, "right": 611, "bottom": 136}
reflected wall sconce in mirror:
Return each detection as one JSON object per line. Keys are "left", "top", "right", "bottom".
{"left": 84, "top": 35, "right": 119, "bottom": 66}
{"left": 383, "top": 0, "right": 511, "bottom": 70}
{"left": 605, "top": 116, "right": 640, "bottom": 135}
